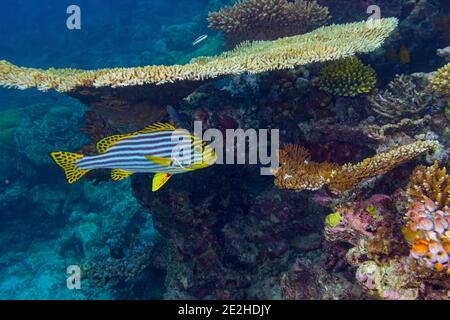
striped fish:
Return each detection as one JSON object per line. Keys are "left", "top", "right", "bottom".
{"left": 50, "top": 122, "right": 216, "bottom": 191}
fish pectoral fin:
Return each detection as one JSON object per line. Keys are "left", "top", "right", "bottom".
{"left": 145, "top": 155, "right": 172, "bottom": 167}
{"left": 111, "top": 169, "right": 134, "bottom": 181}
{"left": 152, "top": 173, "right": 172, "bottom": 192}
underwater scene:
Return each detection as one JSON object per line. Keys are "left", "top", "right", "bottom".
{"left": 0, "top": 0, "right": 449, "bottom": 301}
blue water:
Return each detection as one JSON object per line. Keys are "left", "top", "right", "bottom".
{"left": 0, "top": 0, "right": 227, "bottom": 300}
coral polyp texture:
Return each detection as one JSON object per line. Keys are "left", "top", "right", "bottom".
{"left": 403, "top": 162, "right": 450, "bottom": 275}
{"left": 207, "top": 0, "right": 330, "bottom": 46}
{"left": 430, "top": 63, "right": 450, "bottom": 97}
{"left": 0, "top": 18, "right": 398, "bottom": 93}
{"left": 318, "top": 56, "right": 376, "bottom": 97}
{"left": 274, "top": 140, "right": 439, "bottom": 194}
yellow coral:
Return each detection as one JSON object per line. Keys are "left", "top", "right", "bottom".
{"left": 275, "top": 140, "right": 439, "bottom": 194}
{"left": 0, "top": 18, "right": 398, "bottom": 93}
{"left": 430, "top": 63, "right": 450, "bottom": 97}
{"left": 319, "top": 56, "right": 376, "bottom": 97}
{"left": 325, "top": 211, "right": 343, "bottom": 228}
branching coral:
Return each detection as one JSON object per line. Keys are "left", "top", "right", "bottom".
{"left": 207, "top": 0, "right": 330, "bottom": 46}
{"left": 274, "top": 140, "right": 440, "bottom": 194}
{"left": 430, "top": 63, "right": 450, "bottom": 98}
{"left": 368, "top": 74, "right": 433, "bottom": 122}
{"left": 0, "top": 18, "right": 398, "bottom": 93}
{"left": 318, "top": 56, "right": 376, "bottom": 97}
{"left": 407, "top": 161, "right": 450, "bottom": 208}
{"left": 403, "top": 162, "right": 450, "bottom": 275}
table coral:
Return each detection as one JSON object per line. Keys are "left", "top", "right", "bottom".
{"left": 0, "top": 18, "right": 398, "bottom": 93}
{"left": 207, "top": 0, "right": 330, "bottom": 46}
{"left": 318, "top": 57, "right": 376, "bottom": 97}
{"left": 274, "top": 140, "right": 440, "bottom": 194}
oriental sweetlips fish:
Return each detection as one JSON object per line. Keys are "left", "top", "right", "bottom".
{"left": 50, "top": 122, "right": 216, "bottom": 191}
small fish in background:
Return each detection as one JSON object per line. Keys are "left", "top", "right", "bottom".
{"left": 192, "top": 34, "right": 208, "bottom": 46}
{"left": 399, "top": 45, "right": 411, "bottom": 64}
{"left": 384, "top": 45, "right": 411, "bottom": 64}
{"left": 50, "top": 122, "right": 216, "bottom": 192}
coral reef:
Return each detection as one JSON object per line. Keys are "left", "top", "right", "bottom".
{"left": 274, "top": 140, "right": 440, "bottom": 194}
{"left": 319, "top": 57, "right": 376, "bottom": 97}
{"left": 1, "top": 0, "right": 449, "bottom": 302}
{"left": 208, "top": 0, "right": 330, "bottom": 46}
{"left": 14, "top": 103, "right": 88, "bottom": 165}
{"left": 403, "top": 162, "right": 450, "bottom": 275}
{"left": 321, "top": 162, "right": 450, "bottom": 300}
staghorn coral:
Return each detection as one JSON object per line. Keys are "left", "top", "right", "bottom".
{"left": 0, "top": 18, "right": 398, "bottom": 93}
{"left": 430, "top": 63, "right": 450, "bottom": 98}
{"left": 318, "top": 57, "right": 376, "bottom": 97}
{"left": 275, "top": 140, "right": 440, "bottom": 194}
{"left": 207, "top": 0, "right": 330, "bottom": 46}
{"left": 368, "top": 74, "right": 433, "bottom": 123}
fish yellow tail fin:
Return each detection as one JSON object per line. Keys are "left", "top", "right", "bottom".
{"left": 50, "top": 151, "right": 90, "bottom": 184}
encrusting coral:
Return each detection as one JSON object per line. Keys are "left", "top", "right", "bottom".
{"left": 368, "top": 74, "right": 433, "bottom": 122}
{"left": 430, "top": 63, "right": 450, "bottom": 98}
{"left": 274, "top": 140, "right": 440, "bottom": 194}
{"left": 207, "top": 0, "right": 330, "bottom": 46}
{"left": 0, "top": 18, "right": 398, "bottom": 93}
{"left": 318, "top": 56, "right": 376, "bottom": 97}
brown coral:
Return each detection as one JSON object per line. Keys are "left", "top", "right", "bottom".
{"left": 407, "top": 161, "right": 450, "bottom": 211}
{"left": 275, "top": 140, "right": 440, "bottom": 194}
{"left": 208, "top": 0, "right": 330, "bottom": 46}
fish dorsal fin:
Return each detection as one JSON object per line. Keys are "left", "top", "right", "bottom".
{"left": 97, "top": 123, "right": 176, "bottom": 153}
{"left": 152, "top": 173, "right": 172, "bottom": 192}
{"left": 96, "top": 134, "right": 133, "bottom": 153}
{"left": 137, "top": 122, "right": 176, "bottom": 134}
{"left": 111, "top": 169, "right": 134, "bottom": 181}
